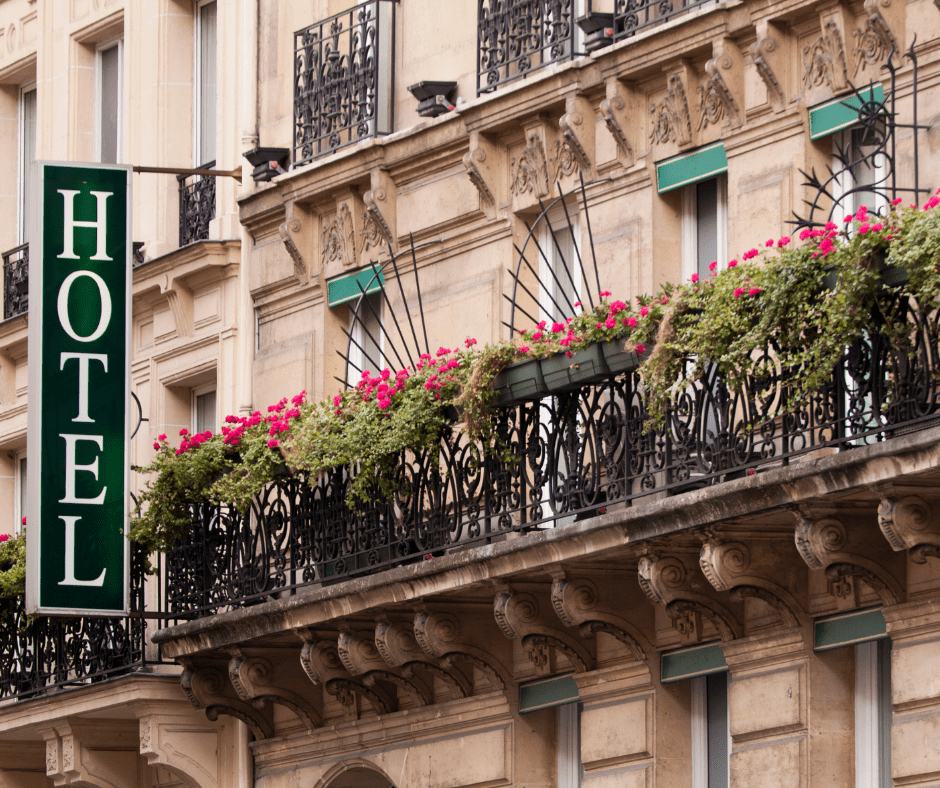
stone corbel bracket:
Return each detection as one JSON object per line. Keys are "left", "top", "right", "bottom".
{"left": 279, "top": 200, "right": 319, "bottom": 286}
{"left": 879, "top": 495, "right": 940, "bottom": 564}
{"left": 413, "top": 609, "right": 514, "bottom": 693}
{"left": 702, "top": 39, "right": 745, "bottom": 129}
{"left": 638, "top": 553, "right": 743, "bottom": 642}
{"left": 180, "top": 664, "right": 274, "bottom": 740}
{"left": 853, "top": 0, "right": 902, "bottom": 76}
{"left": 375, "top": 618, "right": 473, "bottom": 699}
{"left": 599, "top": 79, "right": 635, "bottom": 168}
{"left": 337, "top": 628, "right": 432, "bottom": 707}
{"left": 699, "top": 538, "right": 804, "bottom": 629}
{"left": 493, "top": 586, "right": 595, "bottom": 675}
{"left": 41, "top": 721, "right": 137, "bottom": 788}
{"left": 549, "top": 571, "right": 649, "bottom": 663}
{"left": 749, "top": 26, "right": 786, "bottom": 112}
{"left": 360, "top": 170, "right": 396, "bottom": 260}
{"left": 794, "top": 514, "right": 903, "bottom": 608}
{"left": 555, "top": 94, "right": 595, "bottom": 181}
{"left": 463, "top": 130, "right": 500, "bottom": 215}
{"left": 227, "top": 649, "right": 321, "bottom": 731}
{"left": 297, "top": 629, "right": 395, "bottom": 718}
{"left": 138, "top": 709, "right": 226, "bottom": 788}
{"left": 159, "top": 275, "right": 194, "bottom": 338}
{"left": 510, "top": 119, "right": 554, "bottom": 212}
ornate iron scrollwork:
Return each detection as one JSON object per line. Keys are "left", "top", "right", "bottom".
{"left": 2, "top": 243, "right": 28, "bottom": 319}
{"left": 178, "top": 162, "right": 217, "bottom": 247}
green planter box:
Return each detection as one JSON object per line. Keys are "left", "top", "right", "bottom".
{"left": 540, "top": 343, "right": 609, "bottom": 392}
{"left": 493, "top": 357, "right": 549, "bottom": 407}
{"left": 601, "top": 340, "right": 646, "bottom": 376}
{"left": 824, "top": 252, "right": 909, "bottom": 291}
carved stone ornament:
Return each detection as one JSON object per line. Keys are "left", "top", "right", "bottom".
{"left": 802, "top": 21, "right": 848, "bottom": 92}
{"left": 667, "top": 599, "right": 740, "bottom": 642}
{"left": 825, "top": 563, "right": 900, "bottom": 607}
{"left": 699, "top": 540, "right": 751, "bottom": 591}
{"left": 375, "top": 620, "right": 472, "bottom": 699}
{"left": 649, "top": 74, "right": 692, "bottom": 146}
{"left": 413, "top": 610, "right": 512, "bottom": 692}
{"left": 878, "top": 495, "right": 940, "bottom": 551}
{"left": 794, "top": 516, "right": 847, "bottom": 570}
{"left": 228, "top": 650, "right": 321, "bottom": 731}
{"left": 321, "top": 204, "right": 356, "bottom": 268}
{"left": 180, "top": 665, "right": 274, "bottom": 740}
{"left": 493, "top": 589, "right": 540, "bottom": 639}
{"left": 638, "top": 554, "right": 687, "bottom": 605}
{"left": 729, "top": 586, "right": 800, "bottom": 628}
{"left": 697, "top": 56, "right": 740, "bottom": 130}
{"left": 553, "top": 112, "right": 591, "bottom": 180}
{"left": 749, "top": 38, "right": 785, "bottom": 106}
{"left": 510, "top": 133, "right": 549, "bottom": 197}
{"left": 279, "top": 219, "right": 308, "bottom": 282}
{"left": 463, "top": 147, "right": 495, "bottom": 207}
{"left": 522, "top": 633, "right": 590, "bottom": 674}
{"left": 854, "top": 7, "right": 898, "bottom": 74}
{"left": 600, "top": 94, "right": 633, "bottom": 161}
{"left": 361, "top": 188, "right": 393, "bottom": 251}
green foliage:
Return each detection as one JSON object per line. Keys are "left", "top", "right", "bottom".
{"left": 0, "top": 533, "right": 26, "bottom": 602}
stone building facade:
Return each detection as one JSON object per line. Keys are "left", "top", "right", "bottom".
{"left": 2, "top": 1, "right": 940, "bottom": 788}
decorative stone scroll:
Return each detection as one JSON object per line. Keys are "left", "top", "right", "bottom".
{"left": 802, "top": 21, "right": 849, "bottom": 92}
{"left": 649, "top": 73, "right": 692, "bottom": 146}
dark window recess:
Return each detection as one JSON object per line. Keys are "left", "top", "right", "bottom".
{"left": 293, "top": 0, "right": 396, "bottom": 167}
{"left": 477, "top": 0, "right": 576, "bottom": 95}
{"left": 3, "top": 243, "right": 28, "bottom": 319}
{"left": 178, "top": 161, "right": 216, "bottom": 247}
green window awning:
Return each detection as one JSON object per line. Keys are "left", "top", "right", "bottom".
{"left": 809, "top": 85, "right": 885, "bottom": 140}
{"left": 661, "top": 642, "right": 727, "bottom": 683}
{"left": 327, "top": 266, "right": 385, "bottom": 307}
{"left": 656, "top": 143, "right": 728, "bottom": 194}
{"left": 519, "top": 674, "right": 579, "bottom": 713}
{"left": 814, "top": 608, "right": 887, "bottom": 652}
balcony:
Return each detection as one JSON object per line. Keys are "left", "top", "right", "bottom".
{"left": 178, "top": 163, "right": 216, "bottom": 247}
{"left": 2, "top": 243, "right": 28, "bottom": 319}
{"left": 163, "top": 291, "right": 940, "bottom": 618}
{"left": 612, "top": 0, "right": 717, "bottom": 41}
{"left": 293, "top": 0, "right": 396, "bottom": 168}
{"left": 477, "top": 0, "right": 577, "bottom": 95}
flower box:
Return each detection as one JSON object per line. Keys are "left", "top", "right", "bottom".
{"left": 540, "top": 343, "right": 609, "bottom": 392}
{"left": 601, "top": 340, "right": 647, "bottom": 376}
{"left": 492, "top": 357, "right": 548, "bottom": 407}
{"left": 824, "top": 251, "right": 909, "bottom": 291}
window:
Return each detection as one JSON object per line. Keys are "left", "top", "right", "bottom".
{"left": 97, "top": 41, "right": 123, "bottom": 163}
{"left": 539, "top": 204, "right": 581, "bottom": 325}
{"left": 833, "top": 126, "right": 887, "bottom": 221}
{"left": 18, "top": 87, "right": 36, "bottom": 243}
{"left": 348, "top": 291, "right": 384, "bottom": 383}
{"left": 14, "top": 452, "right": 26, "bottom": 534}
{"left": 855, "top": 639, "right": 891, "bottom": 788}
{"left": 193, "top": 386, "right": 217, "bottom": 434}
{"left": 682, "top": 176, "right": 728, "bottom": 281}
{"left": 195, "top": 1, "right": 217, "bottom": 166}
{"left": 691, "top": 672, "right": 730, "bottom": 788}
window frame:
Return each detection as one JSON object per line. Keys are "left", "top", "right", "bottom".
{"left": 14, "top": 450, "right": 26, "bottom": 535}
{"left": 691, "top": 671, "right": 731, "bottom": 788}
{"left": 832, "top": 125, "right": 888, "bottom": 223}
{"left": 538, "top": 202, "right": 582, "bottom": 326}
{"left": 95, "top": 37, "right": 124, "bottom": 164}
{"left": 192, "top": 383, "right": 218, "bottom": 435}
{"left": 347, "top": 290, "right": 385, "bottom": 384}
{"left": 855, "top": 639, "right": 892, "bottom": 788}
{"left": 18, "top": 84, "right": 36, "bottom": 244}
{"left": 557, "top": 701, "right": 582, "bottom": 788}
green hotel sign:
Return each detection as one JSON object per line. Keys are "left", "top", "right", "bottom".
{"left": 26, "top": 162, "right": 131, "bottom": 616}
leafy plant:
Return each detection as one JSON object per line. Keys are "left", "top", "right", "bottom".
{"left": 0, "top": 532, "right": 26, "bottom": 604}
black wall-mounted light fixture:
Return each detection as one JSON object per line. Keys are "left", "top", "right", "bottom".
{"left": 577, "top": 13, "right": 615, "bottom": 52}
{"left": 407, "top": 81, "right": 458, "bottom": 118}
{"left": 243, "top": 147, "right": 291, "bottom": 183}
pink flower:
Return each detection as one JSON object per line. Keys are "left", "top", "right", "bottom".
{"left": 436, "top": 347, "right": 451, "bottom": 357}
{"left": 844, "top": 215, "right": 854, "bottom": 224}
{"left": 635, "top": 344, "right": 646, "bottom": 354}
{"left": 268, "top": 439, "right": 279, "bottom": 448}
{"left": 661, "top": 296, "right": 669, "bottom": 305}
{"left": 153, "top": 441, "right": 160, "bottom": 450}
{"left": 799, "top": 228, "right": 811, "bottom": 241}
{"left": 728, "top": 259, "right": 738, "bottom": 268}
{"left": 777, "top": 236, "right": 790, "bottom": 247}
{"left": 690, "top": 273, "right": 699, "bottom": 283}
{"left": 605, "top": 316, "right": 616, "bottom": 329}
{"left": 158, "top": 433, "right": 167, "bottom": 441}
{"left": 626, "top": 317, "right": 637, "bottom": 327}
{"left": 21, "top": 517, "right": 26, "bottom": 525}
{"left": 291, "top": 390, "right": 306, "bottom": 405}
{"left": 747, "top": 468, "right": 755, "bottom": 476}
{"left": 0, "top": 534, "right": 7, "bottom": 543}
{"left": 925, "top": 195, "right": 940, "bottom": 210}
{"left": 599, "top": 290, "right": 611, "bottom": 297}
{"left": 519, "top": 345, "right": 530, "bottom": 353}
{"left": 891, "top": 197, "right": 903, "bottom": 206}
{"left": 573, "top": 301, "right": 581, "bottom": 308}
{"left": 749, "top": 287, "right": 761, "bottom": 296}
{"left": 378, "top": 398, "right": 391, "bottom": 410}
{"left": 733, "top": 287, "right": 746, "bottom": 298}
{"left": 858, "top": 223, "right": 871, "bottom": 234}
{"left": 640, "top": 306, "right": 649, "bottom": 317}
{"left": 765, "top": 239, "right": 774, "bottom": 247}
{"left": 552, "top": 321, "right": 565, "bottom": 333}
{"left": 532, "top": 331, "right": 544, "bottom": 341}
{"left": 708, "top": 261, "right": 718, "bottom": 271}
{"left": 537, "top": 320, "right": 547, "bottom": 330}
{"left": 380, "top": 369, "right": 391, "bottom": 380}
{"left": 610, "top": 300, "right": 627, "bottom": 314}
{"left": 179, "top": 428, "right": 189, "bottom": 436}
{"left": 872, "top": 222, "right": 883, "bottom": 232}
{"left": 856, "top": 205, "right": 868, "bottom": 220}
{"left": 464, "top": 337, "right": 477, "bottom": 347}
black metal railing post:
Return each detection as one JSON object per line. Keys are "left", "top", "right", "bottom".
{"left": 3, "top": 243, "right": 29, "bottom": 319}
{"left": 293, "top": 0, "right": 396, "bottom": 167}
{"left": 178, "top": 162, "right": 217, "bottom": 247}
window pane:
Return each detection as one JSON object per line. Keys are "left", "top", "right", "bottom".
{"left": 696, "top": 178, "right": 719, "bottom": 279}
{"left": 360, "top": 293, "right": 383, "bottom": 373}
{"left": 100, "top": 45, "right": 120, "bottom": 163}
{"left": 195, "top": 390, "right": 217, "bottom": 434}
{"left": 706, "top": 671, "right": 729, "bottom": 788}
{"left": 199, "top": 2, "right": 217, "bottom": 165}
{"left": 20, "top": 89, "right": 36, "bottom": 242}
{"left": 18, "top": 456, "right": 27, "bottom": 530}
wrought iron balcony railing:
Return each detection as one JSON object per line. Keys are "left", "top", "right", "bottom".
{"left": 0, "top": 544, "right": 170, "bottom": 703}
{"left": 293, "top": 0, "right": 396, "bottom": 168}
{"left": 3, "top": 243, "right": 28, "bottom": 319}
{"left": 477, "top": 0, "right": 577, "bottom": 95}
{"left": 612, "top": 0, "right": 717, "bottom": 41}
{"left": 178, "top": 162, "right": 216, "bottom": 247}
{"left": 165, "top": 293, "right": 940, "bottom": 618}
